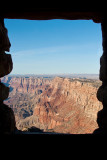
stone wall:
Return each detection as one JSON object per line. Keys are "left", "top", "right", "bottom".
{"left": 0, "top": 18, "right": 16, "bottom": 134}
{"left": 93, "top": 16, "right": 107, "bottom": 134}
{"left": 0, "top": 9, "right": 107, "bottom": 134}
{"left": 0, "top": 8, "right": 103, "bottom": 24}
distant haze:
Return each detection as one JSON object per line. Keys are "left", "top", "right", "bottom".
{"left": 8, "top": 73, "right": 99, "bottom": 80}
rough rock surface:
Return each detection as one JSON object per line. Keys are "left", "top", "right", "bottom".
{"left": 0, "top": 19, "right": 13, "bottom": 78}
{"left": 1, "top": 7, "right": 103, "bottom": 23}
{"left": 0, "top": 82, "right": 9, "bottom": 101}
{"left": 94, "top": 19, "right": 107, "bottom": 134}
{"left": 0, "top": 18, "right": 15, "bottom": 134}
{"left": 3, "top": 76, "right": 102, "bottom": 134}
{"left": 0, "top": 102, "right": 16, "bottom": 134}
{"left": 0, "top": 53, "right": 13, "bottom": 78}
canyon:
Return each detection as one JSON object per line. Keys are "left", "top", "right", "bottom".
{"left": 2, "top": 76, "right": 103, "bottom": 134}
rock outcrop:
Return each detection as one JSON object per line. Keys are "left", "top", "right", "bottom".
{"left": 32, "top": 77, "right": 102, "bottom": 134}
{"left": 3, "top": 76, "right": 103, "bottom": 134}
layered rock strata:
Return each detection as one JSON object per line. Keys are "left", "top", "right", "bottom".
{"left": 5, "top": 76, "right": 102, "bottom": 134}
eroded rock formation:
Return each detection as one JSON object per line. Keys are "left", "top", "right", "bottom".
{"left": 3, "top": 76, "right": 102, "bottom": 134}
{"left": 32, "top": 77, "right": 102, "bottom": 134}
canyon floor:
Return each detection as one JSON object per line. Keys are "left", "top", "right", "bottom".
{"left": 2, "top": 75, "right": 103, "bottom": 134}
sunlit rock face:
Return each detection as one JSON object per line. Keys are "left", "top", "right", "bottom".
{"left": 32, "top": 77, "right": 102, "bottom": 134}
{"left": 3, "top": 76, "right": 102, "bottom": 134}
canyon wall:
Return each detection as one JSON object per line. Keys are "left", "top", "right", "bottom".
{"left": 2, "top": 76, "right": 103, "bottom": 134}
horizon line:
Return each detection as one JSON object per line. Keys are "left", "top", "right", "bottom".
{"left": 7, "top": 73, "right": 99, "bottom": 76}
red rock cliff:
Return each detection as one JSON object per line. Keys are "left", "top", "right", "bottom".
{"left": 2, "top": 76, "right": 103, "bottom": 134}
{"left": 32, "top": 77, "right": 102, "bottom": 133}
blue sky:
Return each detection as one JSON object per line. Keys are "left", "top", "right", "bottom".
{"left": 4, "top": 19, "right": 102, "bottom": 75}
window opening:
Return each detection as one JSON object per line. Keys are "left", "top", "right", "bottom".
{"left": 2, "top": 19, "right": 103, "bottom": 134}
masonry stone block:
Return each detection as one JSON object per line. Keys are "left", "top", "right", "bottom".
{"left": 0, "top": 83, "right": 9, "bottom": 102}
{"left": 0, "top": 53, "right": 13, "bottom": 78}
{"left": 99, "top": 55, "right": 107, "bottom": 81}
{"left": 0, "top": 19, "right": 11, "bottom": 53}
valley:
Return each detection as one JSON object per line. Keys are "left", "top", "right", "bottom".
{"left": 2, "top": 75, "right": 103, "bottom": 134}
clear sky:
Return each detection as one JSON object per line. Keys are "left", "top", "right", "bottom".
{"left": 4, "top": 19, "right": 103, "bottom": 75}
